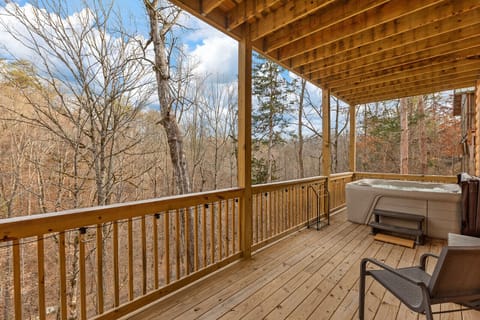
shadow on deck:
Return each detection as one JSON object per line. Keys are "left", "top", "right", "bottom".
{"left": 123, "top": 211, "right": 480, "bottom": 320}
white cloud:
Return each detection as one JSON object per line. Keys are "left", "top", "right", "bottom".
{"left": 179, "top": 13, "right": 238, "bottom": 83}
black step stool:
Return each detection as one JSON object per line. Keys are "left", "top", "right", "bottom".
{"left": 369, "top": 209, "right": 425, "bottom": 245}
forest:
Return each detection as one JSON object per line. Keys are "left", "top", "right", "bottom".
{"left": 0, "top": 0, "right": 463, "bottom": 318}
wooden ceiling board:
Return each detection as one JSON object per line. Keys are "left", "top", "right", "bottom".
{"left": 170, "top": 0, "right": 480, "bottom": 105}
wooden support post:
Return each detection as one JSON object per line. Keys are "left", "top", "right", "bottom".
{"left": 238, "top": 24, "right": 253, "bottom": 258}
{"left": 476, "top": 80, "right": 480, "bottom": 176}
{"left": 322, "top": 88, "right": 331, "bottom": 177}
{"left": 349, "top": 104, "right": 356, "bottom": 173}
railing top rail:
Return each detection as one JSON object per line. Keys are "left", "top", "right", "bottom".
{"left": 329, "top": 172, "right": 354, "bottom": 180}
{"left": 0, "top": 187, "right": 244, "bottom": 241}
{"left": 252, "top": 176, "right": 327, "bottom": 193}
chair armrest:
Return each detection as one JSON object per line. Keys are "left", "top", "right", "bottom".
{"left": 361, "top": 258, "right": 426, "bottom": 286}
{"left": 419, "top": 253, "right": 439, "bottom": 271}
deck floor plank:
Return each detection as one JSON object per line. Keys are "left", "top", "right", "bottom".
{"left": 174, "top": 223, "right": 357, "bottom": 320}
{"left": 217, "top": 223, "right": 359, "bottom": 320}
{"left": 123, "top": 212, "right": 480, "bottom": 320}
{"left": 287, "top": 231, "right": 374, "bottom": 319}
{"left": 128, "top": 215, "right": 347, "bottom": 320}
{"left": 259, "top": 226, "right": 369, "bottom": 320}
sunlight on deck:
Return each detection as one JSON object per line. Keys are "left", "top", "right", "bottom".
{"left": 123, "top": 211, "right": 480, "bottom": 320}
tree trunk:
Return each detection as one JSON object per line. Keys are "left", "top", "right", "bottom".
{"left": 147, "top": 11, "right": 190, "bottom": 195}
{"left": 400, "top": 97, "right": 409, "bottom": 174}
{"left": 267, "top": 112, "right": 274, "bottom": 182}
{"left": 417, "top": 96, "right": 427, "bottom": 174}
{"left": 145, "top": 1, "right": 193, "bottom": 273}
{"left": 298, "top": 79, "right": 306, "bottom": 178}
{"left": 333, "top": 99, "right": 340, "bottom": 173}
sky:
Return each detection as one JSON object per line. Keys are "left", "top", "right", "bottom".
{"left": 0, "top": 0, "right": 332, "bottom": 133}
{"left": 0, "top": 0, "right": 239, "bottom": 83}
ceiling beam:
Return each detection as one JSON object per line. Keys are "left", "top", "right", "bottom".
{"left": 342, "top": 73, "right": 479, "bottom": 104}
{"left": 338, "top": 67, "right": 480, "bottom": 96}
{"left": 201, "top": 0, "right": 224, "bottom": 15}
{"left": 249, "top": 0, "right": 335, "bottom": 41}
{"left": 227, "top": 0, "right": 282, "bottom": 31}
{"left": 303, "top": 15, "right": 480, "bottom": 80}
{"left": 349, "top": 78, "right": 476, "bottom": 105}
{"left": 170, "top": 0, "right": 241, "bottom": 40}
{"left": 273, "top": 0, "right": 446, "bottom": 62}
{"left": 285, "top": 0, "right": 479, "bottom": 69}
{"left": 305, "top": 27, "right": 480, "bottom": 82}
{"left": 323, "top": 49, "right": 480, "bottom": 89}
{"left": 259, "top": 0, "right": 389, "bottom": 53}
{"left": 328, "top": 59, "right": 480, "bottom": 92}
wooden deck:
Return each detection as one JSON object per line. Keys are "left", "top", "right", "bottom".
{"left": 123, "top": 212, "right": 480, "bottom": 320}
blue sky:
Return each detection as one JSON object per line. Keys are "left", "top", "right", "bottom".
{"left": 0, "top": 0, "right": 240, "bottom": 82}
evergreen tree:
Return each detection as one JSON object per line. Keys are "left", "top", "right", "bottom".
{"left": 252, "top": 54, "right": 294, "bottom": 183}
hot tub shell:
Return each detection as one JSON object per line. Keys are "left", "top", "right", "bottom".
{"left": 346, "top": 179, "right": 461, "bottom": 239}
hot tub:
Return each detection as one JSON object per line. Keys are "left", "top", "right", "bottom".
{"left": 346, "top": 179, "right": 461, "bottom": 239}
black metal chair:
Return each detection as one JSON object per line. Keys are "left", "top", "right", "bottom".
{"left": 359, "top": 246, "right": 480, "bottom": 320}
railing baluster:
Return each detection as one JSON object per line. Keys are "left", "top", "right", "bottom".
{"left": 260, "top": 193, "right": 264, "bottom": 242}
{"left": 232, "top": 199, "right": 236, "bottom": 254}
{"left": 37, "top": 236, "right": 46, "bottom": 320}
{"left": 59, "top": 232, "right": 67, "bottom": 320}
{"left": 273, "top": 191, "right": 277, "bottom": 235}
{"left": 289, "top": 187, "right": 293, "bottom": 228}
{"left": 282, "top": 189, "right": 286, "bottom": 232}
{"left": 13, "top": 240, "right": 21, "bottom": 320}
{"left": 164, "top": 213, "right": 170, "bottom": 285}
{"left": 153, "top": 215, "right": 159, "bottom": 289}
{"left": 218, "top": 202, "right": 222, "bottom": 259}
{"left": 194, "top": 205, "right": 199, "bottom": 271}
{"left": 96, "top": 224, "right": 104, "bottom": 314}
{"left": 255, "top": 194, "right": 259, "bottom": 243}
{"left": 210, "top": 204, "right": 214, "bottom": 264}
{"left": 202, "top": 204, "right": 207, "bottom": 268}
{"left": 175, "top": 209, "right": 180, "bottom": 280}
{"left": 79, "top": 229, "right": 87, "bottom": 320}
{"left": 268, "top": 192, "right": 272, "bottom": 239}
{"left": 184, "top": 208, "right": 189, "bottom": 275}
{"left": 226, "top": 199, "right": 230, "bottom": 257}
{"left": 141, "top": 216, "right": 147, "bottom": 294}
{"left": 128, "top": 218, "right": 134, "bottom": 300}
{"left": 294, "top": 187, "right": 297, "bottom": 226}
{"left": 113, "top": 221, "right": 120, "bottom": 306}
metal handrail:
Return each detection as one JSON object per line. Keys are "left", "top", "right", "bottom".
{"left": 306, "top": 185, "right": 329, "bottom": 230}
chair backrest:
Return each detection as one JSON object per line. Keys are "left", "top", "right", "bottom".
{"left": 429, "top": 246, "right": 480, "bottom": 299}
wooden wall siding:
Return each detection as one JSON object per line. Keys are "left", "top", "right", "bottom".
{"left": 476, "top": 80, "right": 480, "bottom": 176}
{"left": 170, "top": 0, "right": 480, "bottom": 105}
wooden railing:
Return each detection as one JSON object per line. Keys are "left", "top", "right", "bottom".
{"left": 328, "top": 172, "right": 354, "bottom": 212}
{"left": 2, "top": 171, "right": 457, "bottom": 319}
{"left": 0, "top": 188, "right": 243, "bottom": 320}
{"left": 251, "top": 177, "right": 328, "bottom": 251}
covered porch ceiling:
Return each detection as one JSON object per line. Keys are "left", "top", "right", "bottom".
{"left": 170, "top": 0, "right": 480, "bottom": 105}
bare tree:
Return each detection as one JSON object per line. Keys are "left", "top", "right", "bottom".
{"left": 297, "top": 79, "right": 306, "bottom": 178}
{"left": 143, "top": 0, "right": 191, "bottom": 195}
{"left": 0, "top": 2, "right": 154, "bottom": 318}
{"left": 417, "top": 96, "right": 428, "bottom": 174}
{"left": 143, "top": 0, "right": 195, "bottom": 273}
{"left": 399, "top": 97, "right": 409, "bottom": 174}
{"left": 0, "top": 0, "right": 154, "bottom": 206}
